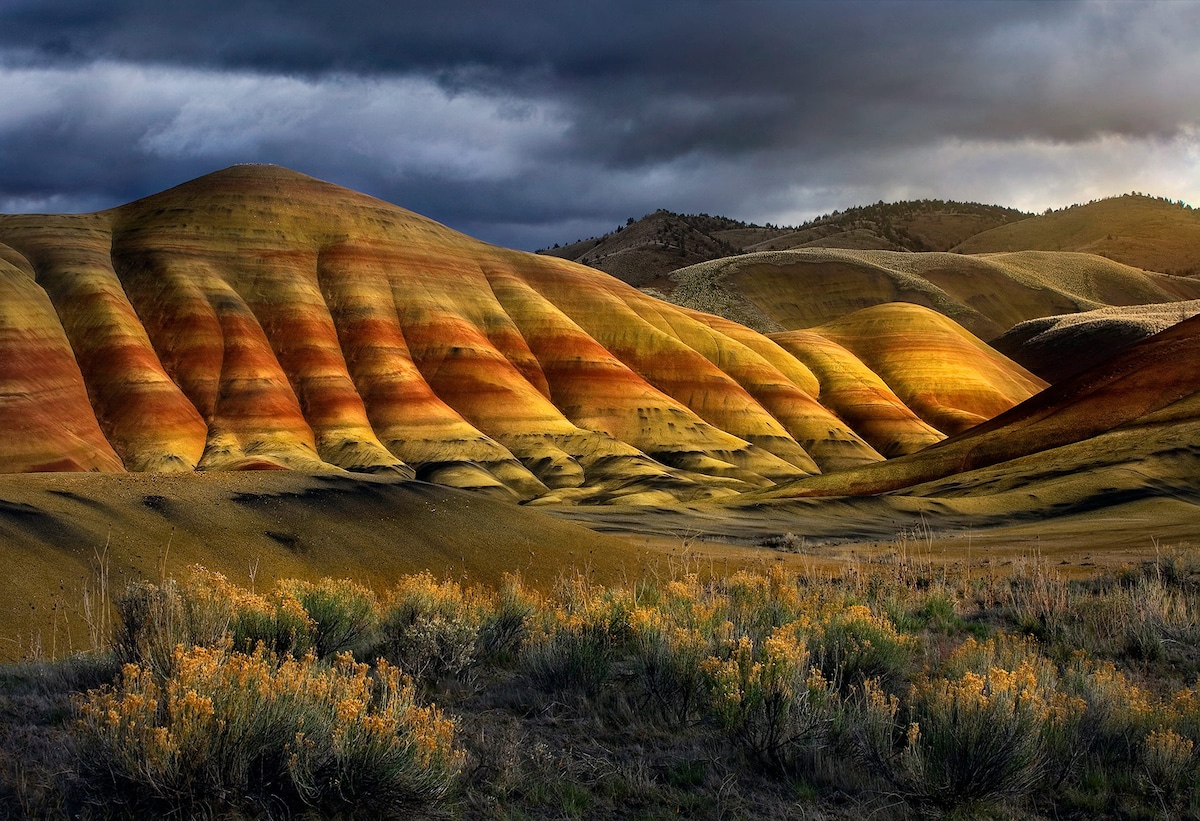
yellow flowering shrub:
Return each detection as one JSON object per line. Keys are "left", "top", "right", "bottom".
{"left": 854, "top": 637, "right": 1085, "bottom": 812}
{"left": 700, "top": 623, "right": 835, "bottom": 767}
{"left": 1138, "top": 728, "right": 1195, "bottom": 809}
{"left": 377, "top": 572, "right": 489, "bottom": 687}
{"left": 76, "top": 644, "right": 461, "bottom": 816}
{"left": 807, "top": 603, "right": 912, "bottom": 693}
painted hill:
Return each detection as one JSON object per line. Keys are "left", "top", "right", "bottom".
{"left": 993, "top": 300, "right": 1200, "bottom": 383}
{"left": 765, "top": 313, "right": 1200, "bottom": 501}
{"left": 539, "top": 200, "right": 1028, "bottom": 293}
{"left": 775, "top": 304, "right": 1045, "bottom": 445}
{"left": 954, "top": 194, "right": 1200, "bottom": 277}
{"left": 664, "top": 248, "right": 1200, "bottom": 338}
{"left": 0, "top": 166, "right": 1043, "bottom": 504}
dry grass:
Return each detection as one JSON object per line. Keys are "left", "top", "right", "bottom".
{"left": 5, "top": 548, "right": 1200, "bottom": 818}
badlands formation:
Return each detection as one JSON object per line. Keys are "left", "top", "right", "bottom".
{"left": 0, "top": 165, "right": 1048, "bottom": 504}
{"left": 2, "top": 166, "right": 1200, "bottom": 649}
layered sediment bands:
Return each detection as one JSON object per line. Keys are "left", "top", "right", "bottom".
{"left": 769, "top": 330, "right": 944, "bottom": 457}
{"left": 805, "top": 304, "right": 1047, "bottom": 435}
{"left": 771, "top": 314, "right": 1200, "bottom": 499}
{"left": 1, "top": 216, "right": 208, "bottom": 471}
{"left": 0, "top": 251, "right": 124, "bottom": 472}
{"left": 0, "top": 165, "right": 1041, "bottom": 502}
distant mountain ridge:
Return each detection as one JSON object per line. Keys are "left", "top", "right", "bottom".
{"left": 538, "top": 200, "right": 1030, "bottom": 291}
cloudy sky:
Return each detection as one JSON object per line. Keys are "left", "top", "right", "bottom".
{"left": 2, "top": 0, "right": 1198, "bottom": 250}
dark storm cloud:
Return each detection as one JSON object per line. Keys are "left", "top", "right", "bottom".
{"left": 1, "top": 1, "right": 1198, "bottom": 248}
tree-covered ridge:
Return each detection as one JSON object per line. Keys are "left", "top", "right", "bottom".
{"left": 539, "top": 199, "right": 1032, "bottom": 289}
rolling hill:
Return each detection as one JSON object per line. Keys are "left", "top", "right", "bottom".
{"left": 765, "top": 313, "right": 1200, "bottom": 502}
{"left": 953, "top": 194, "right": 1200, "bottom": 277}
{"left": 0, "top": 165, "right": 1044, "bottom": 504}
{"left": 663, "top": 248, "right": 1200, "bottom": 338}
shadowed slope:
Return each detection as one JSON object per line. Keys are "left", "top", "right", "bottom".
{"left": 0, "top": 166, "right": 1043, "bottom": 503}
{"left": 666, "top": 248, "right": 1200, "bottom": 338}
{"left": 0, "top": 472, "right": 644, "bottom": 660}
{"left": 954, "top": 194, "right": 1200, "bottom": 277}
{"left": 993, "top": 300, "right": 1200, "bottom": 383}
{"left": 767, "top": 314, "right": 1200, "bottom": 499}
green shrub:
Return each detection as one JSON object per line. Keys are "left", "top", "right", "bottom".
{"left": 522, "top": 622, "right": 613, "bottom": 698}
{"left": 631, "top": 622, "right": 709, "bottom": 724}
{"left": 278, "top": 578, "right": 378, "bottom": 660}
{"left": 475, "top": 575, "right": 537, "bottom": 665}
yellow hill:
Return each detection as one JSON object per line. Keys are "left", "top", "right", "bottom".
{"left": 954, "top": 194, "right": 1200, "bottom": 277}
{"left": 765, "top": 314, "right": 1200, "bottom": 500}
{"left": 666, "top": 248, "right": 1200, "bottom": 339}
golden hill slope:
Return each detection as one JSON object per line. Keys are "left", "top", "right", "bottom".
{"left": 780, "top": 304, "right": 1046, "bottom": 439}
{"left": 954, "top": 194, "right": 1200, "bottom": 277}
{"left": 0, "top": 471, "right": 648, "bottom": 660}
{"left": 765, "top": 314, "right": 1200, "bottom": 500}
{"left": 665, "top": 248, "right": 1200, "bottom": 338}
{"left": 0, "top": 166, "right": 1043, "bottom": 503}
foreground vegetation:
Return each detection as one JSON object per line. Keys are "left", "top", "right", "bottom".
{"left": 5, "top": 548, "right": 1200, "bottom": 818}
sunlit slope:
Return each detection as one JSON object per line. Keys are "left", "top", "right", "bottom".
{"left": 0, "top": 165, "right": 1040, "bottom": 503}
{"left": 666, "top": 248, "right": 1200, "bottom": 338}
{"left": 0, "top": 242, "right": 124, "bottom": 472}
{"left": 771, "top": 304, "right": 1047, "bottom": 457}
{"left": 766, "top": 314, "right": 1200, "bottom": 499}
{"left": 994, "top": 300, "right": 1200, "bottom": 383}
{"left": 954, "top": 194, "right": 1200, "bottom": 277}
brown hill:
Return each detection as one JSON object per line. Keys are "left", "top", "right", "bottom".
{"left": 0, "top": 166, "right": 1042, "bottom": 504}
{"left": 539, "top": 200, "right": 1028, "bottom": 293}
{"left": 742, "top": 200, "right": 1029, "bottom": 253}
{"left": 665, "top": 248, "right": 1200, "bottom": 338}
{"left": 954, "top": 194, "right": 1200, "bottom": 277}
{"left": 764, "top": 313, "right": 1200, "bottom": 500}
{"left": 993, "top": 300, "right": 1200, "bottom": 383}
